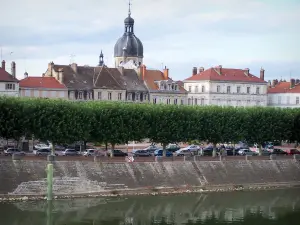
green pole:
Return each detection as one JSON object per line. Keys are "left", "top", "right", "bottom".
{"left": 46, "top": 200, "right": 53, "bottom": 225}
{"left": 46, "top": 163, "right": 53, "bottom": 201}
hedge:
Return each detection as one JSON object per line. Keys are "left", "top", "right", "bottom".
{"left": 0, "top": 96, "right": 299, "bottom": 148}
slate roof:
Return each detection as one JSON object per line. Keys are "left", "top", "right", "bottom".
{"left": 184, "top": 67, "right": 266, "bottom": 83}
{"left": 0, "top": 67, "right": 19, "bottom": 82}
{"left": 50, "top": 63, "right": 148, "bottom": 92}
{"left": 19, "top": 77, "right": 66, "bottom": 89}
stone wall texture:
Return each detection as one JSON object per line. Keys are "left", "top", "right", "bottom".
{"left": 0, "top": 159, "right": 300, "bottom": 196}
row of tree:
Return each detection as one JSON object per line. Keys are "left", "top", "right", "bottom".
{"left": 0, "top": 97, "right": 299, "bottom": 153}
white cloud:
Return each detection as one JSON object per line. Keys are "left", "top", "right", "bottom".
{"left": 0, "top": 0, "right": 299, "bottom": 80}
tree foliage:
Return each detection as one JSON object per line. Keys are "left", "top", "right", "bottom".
{"left": 0, "top": 96, "right": 299, "bottom": 146}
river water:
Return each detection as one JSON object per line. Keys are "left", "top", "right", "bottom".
{"left": 0, "top": 189, "right": 299, "bottom": 225}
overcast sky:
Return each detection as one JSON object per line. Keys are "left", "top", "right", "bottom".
{"left": 1, "top": 0, "right": 299, "bottom": 81}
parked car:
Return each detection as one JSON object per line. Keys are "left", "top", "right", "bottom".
{"left": 270, "top": 148, "right": 288, "bottom": 155}
{"left": 154, "top": 149, "right": 173, "bottom": 157}
{"left": 143, "top": 145, "right": 159, "bottom": 154}
{"left": 166, "top": 144, "right": 181, "bottom": 152}
{"left": 62, "top": 149, "right": 79, "bottom": 156}
{"left": 54, "top": 145, "right": 66, "bottom": 151}
{"left": 133, "top": 150, "right": 151, "bottom": 157}
{"left": 83, "top": 149, "right": 98, "bottom": 157}
{"left": 238, "top": 149, "right": 258, "bottom": 156}
{"left": 4, "top": 148, "right": 26, "bottom": 156}
{"left": 180, "top": 145, "right": 200, "bottom": 152}
{"left": 175, "top": 149, "right": 192, "bottom": 156}
{"left": 107, "top": 149, "right": 128, "bottom": 157}
{"left": 34, "top": 148, "right": 58, "bottom": 156}
{"left": 34, "top": 143, "right": 50, "bottom": 150}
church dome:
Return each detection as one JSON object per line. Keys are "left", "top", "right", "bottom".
{"left": 114, "top": 8, "right": 143, "bottom": 58}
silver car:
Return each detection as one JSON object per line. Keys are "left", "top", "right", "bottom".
{"left": 4, "top": 148, "right": 26, "bottom": 156}
{"left": 62, "top": 149, "right": 78, "bottom": 156}
{"left": 238, "top": 149, "right": 258, "bottom": 156}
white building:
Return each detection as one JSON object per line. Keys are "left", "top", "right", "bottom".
{"left": 0, "top": 60, "right": 19, "bottom": 97}
{"left": 183, "top": 65, "right": 268, "bottom": 107}
{"left": 267, "top": 79, "right": 300, "bottom": 108}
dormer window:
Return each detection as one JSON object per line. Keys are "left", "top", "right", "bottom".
{"left": 168, "top": 84, "right": 171, "bottom": 90}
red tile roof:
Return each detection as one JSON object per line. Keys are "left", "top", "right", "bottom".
{"left": 0, "top": 67, "right": 19, "bottom": 82}
{"left": 268, "top": 81, "right": 300, "bottom": 94}
{"left": 184, "top": 67, "right": 266, "bottom": 83}
{"left": 19, "top": 77, "right": 66, "bottom": 89}
{"left": 143, "top": 68, "right": 187, "bottom": 92}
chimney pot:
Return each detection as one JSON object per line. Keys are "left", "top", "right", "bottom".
{"left": 24, "top": 72, "right": 28, "bottom": 78}
{"left": 260, "top": 68, "right": 265, "bottom": 81}
{"left": 199, "top": 67, "right": 204, "bottom": 73}
{"left": 71, "top": 63, "right": 77, "bottom": 73}
{"left": 244, "top": 68, "right": 250, "bottom": 76}
{"left": 272, "top": 79, "right": 276, "bottom": 87}
{"left": 163, "top": 66, "right": 169, "bottom": 80}
{"left": 11, "top": 61, "right": 16, "bottom": 78}
{"left": 58, "top": 68, "right": 64, "bottom": 83}
{"left": 215, "top": 65, "right": 222, "bottom": 75}
{"left": 192, "top": 67, "right": 197, "bottom": 75}
{"left": 296, "top": 79, "right": 300, "bottom": 85}
{"left": 290, "top": 79, "right": 295, "bottom": 88}
{"left": 1, "top": 60, "right": 5, "bottom": 70}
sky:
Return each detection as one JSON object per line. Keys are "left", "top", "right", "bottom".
{"left": 1, "top": 0, "right": 299, "bottom": 81}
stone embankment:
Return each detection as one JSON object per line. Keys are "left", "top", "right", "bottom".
{"left": 0, "top": 156, "right": 300, "bottom": 201}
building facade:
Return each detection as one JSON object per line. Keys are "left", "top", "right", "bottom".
{"left": 0, "top": 60, "right": 19, "bottom": 97}
{"left": 267, "top": 79, "right": 300, "bottom": 108}
{"left": 19, "top": 74, "right": 68, "bottom": 99}
{"left": 183, "top": 66, "right": 268, "bottom": 107}
{"left": 140, "top": 65, "right": 188, "bottom": 104}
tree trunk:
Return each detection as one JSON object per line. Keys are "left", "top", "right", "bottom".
{"left": 105, "top": 142, "right": 108, "bottom": 151}
{"left": 110, "top": 143, "right": 115, "bottom": 158}
{"left": 258, "top": 144, "right": 262, "bottom": 156}
{"left": 212, "top": 143, "right": 217, "bottom": 157}
{"left": 162, "top": 143, "right": 167, "bottom": 157}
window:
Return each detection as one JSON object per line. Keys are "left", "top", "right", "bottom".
{"left": 296, "top": 97, "right": 299, "bottom": 104}
{"left": 88, "top": 92, "right": 93, "bottom": 99}
{"left": 201, "top": 98, "right": 204, "bottom": 105}
{"left": 78, "top": 92, "right": 83, "bottom": 99}
{"left": 25, "top": 90, "right": 30, "bottom": 97}
{"left": 194, "top": 98, "right": 198, "bottom": 105}
{"left": 227, "top": 86, "right": 231, "bottom": 93}
{"left": 168, "top": 84, "right": 171, "bottom": 90}
{"left": 98, "top": 92, "right": 102, "bottom": 100}
{"left": 34, "top": 90, "right": 39, "bottom": 97}
{"left": 118, "top": 93, "right": 122, "bottom": 100}
{"left": 167, "top": 99, "right": 170, "bottom": 104}
{"left": 188, "top": 98, "right": 191, "bottom": 105}
{"left": 42, "top": 91, "right": 47, "bottom": 98}
{"left": 195, "top": 86, "right": 198, "bottom": 93}
{"left": 181, "top": 99, "right": 184, "bottom": 105}
{"left": 144, "top": 94, "right": 147, "bottom": 101}
{"left": 237, "top": 86, "right": 241, "bottom": 93}
{"left": 108, "top": 92, "right": 112, "bottom": 100}
{"left": 247, "top": 87, "right": 250, "bottom": 94}
{"left": 227, "top": 100, "right": 231, "bottom": 105}
{"left": 278, "top": 96, "right": 281, "bottom": 104}
{"left": 256, "top": 87, "right": 260, "bottom": 94}
{"left": 127, "top": 93, "right": 132, "bottom": 101}
{"left": 69, "top": 91, "right": 75, "bottom": 99}
{"left": 188, "top": 86, "right": 191, "bottom": 92}
{"left": 153, "top": 98, "right": 157, "bottom": 104}
{"left": 174, "top": 99, "right": 178, "bottom": 104}
{"left": 201, "top": 85, "right": 205, "bottom": 92}
{"left": 5, "top": 83, "right": 15, "bottom": 90}
{"left": 217, "top": 85, "right": 220, "bottom": 93}
{"left": 175, "top": 85, "right": 178, "bottom": 91}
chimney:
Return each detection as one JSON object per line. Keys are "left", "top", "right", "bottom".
{"left": 215, "top": 65, "right": 222, "bottom": 75}
{"left": 275, "top": 79, "right": 278, "bottom": 85}
{"left": 244, "top": 68, "right": 250, "bottom": 76}
{"left": 58, "top": 68, "right": 64, "bottom": 83}
{"left": 118, "top": 66, "right": 124, "bottom": 75}
{"left": 296, "top": 79, "right": 300, "bottom": 85}
{"left": 272, "top": 79, "right": 276, "bottom": 87}
{"left": 1, "top": 60, "right": 5, "bottom": 70}
{"left": 71, "top": 63, "right": 77, "bottom": 73}
{"left": 199, "top": 67, "right": 205, "bottom": 73}
{"left": 11, "top": 61, "right": 16, "bottom": 78}
{"left": 163, "top": 66, "right": 169, "bottom": 79}
{"left": 268, "top": 80, "right": 271, "bottom": 87}
{"left": 24, "top": 72, "right": 28, "bottom": 78}
{"left": 192, "top": 67, "right": 197, "bottom": 75}
{"left": 260, "top": 68, "right": 265, "bottom": 80}
{"left": 139, "top": 64, "right": 146, "bottom": 80}
{"left": 290, "top": 79, "right": 295, "bottom": 88}
{"left": 48, "top": 61, "right": 54, "bottom": 76}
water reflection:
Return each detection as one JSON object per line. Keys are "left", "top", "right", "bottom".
{"left": 0, "top": 189, "right": 299, "bottom": 225}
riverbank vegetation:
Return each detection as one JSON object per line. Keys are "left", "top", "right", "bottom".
{"left": 0, "top": 97, "right": 299, "bottom": 153}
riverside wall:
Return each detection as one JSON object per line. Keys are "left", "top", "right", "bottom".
{"left": 0, "top": 158, "right": 300, "bottom": 197}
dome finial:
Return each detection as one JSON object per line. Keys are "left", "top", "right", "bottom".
{"left": 128, "top": 0, "right": 132, "bottom": 16}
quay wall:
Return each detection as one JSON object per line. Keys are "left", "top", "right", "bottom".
{"left": 0, "top": 158, "right": 300, "bottom": 196}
